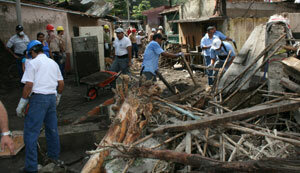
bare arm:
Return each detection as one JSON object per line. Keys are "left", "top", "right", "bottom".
{"left": 57, "top": 80, "right": 64, "bottom": 94}
{"left": 127, "top": 46, "right": 132, "bottom": 66}
{"left": 22, "top": 82, "right": 33, "bottom": 99}
{"left": 161, "top": 52, "right": 178, "bottom": 58}
{"left": 0, "top": 101, "right": 14, "bottom": 154}
{"left": 0, "top": 101, "right": 9, "bottom": 133}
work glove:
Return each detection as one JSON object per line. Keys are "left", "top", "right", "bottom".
{"left": 207, "top": 64, "right": 213, "bottom": 69}
{"left": 16, "top": 98, "right": 29, "bottom": 117}
{"left": 56, "top": 94, "right": 62, "bottom": 106}
{"left": 176, "top": 52, "right": 184, "bottom": 57}
{"left": 105, "top": 43, "right": 109, "bottom": 50}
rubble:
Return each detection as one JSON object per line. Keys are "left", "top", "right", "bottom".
{"left": 69, "top": 15, "right": 300, "bottom": 173}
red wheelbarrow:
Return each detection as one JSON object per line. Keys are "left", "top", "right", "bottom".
{"left": 80, "top": 71, "right": 121, "bottom": 101}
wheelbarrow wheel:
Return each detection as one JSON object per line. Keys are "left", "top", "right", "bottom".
{"left": 87, "top": 88, "right": 97, "bottom": 101}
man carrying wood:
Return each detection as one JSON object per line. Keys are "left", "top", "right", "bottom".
{"left": 141, "top": 33, "right": 183, "bottom": 81}
{"left": 210, "top": 38, "right": 236, "bottom": 81}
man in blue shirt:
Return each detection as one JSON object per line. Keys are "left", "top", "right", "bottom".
{"left": 201, "top": 26, "right": 218, "bottom": 86}
{"left": 210, "top": 38, "right": 236, "bottom": 79}
{"left": 141, "top": 33, "right": 182, "bottom": 81}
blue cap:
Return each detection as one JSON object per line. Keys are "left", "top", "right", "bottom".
{"left": 26, "top": 40, "right": 42, "bottom": 58}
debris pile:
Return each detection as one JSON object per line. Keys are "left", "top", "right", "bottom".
{"left": 77, "top": 22, "right": 300, "bottom": 172}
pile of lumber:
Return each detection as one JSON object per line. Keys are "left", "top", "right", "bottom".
{"left": 78, "top": 34, "right": 300, "bottom": 173}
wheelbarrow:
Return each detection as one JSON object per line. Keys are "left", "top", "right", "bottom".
{"left": 80, "top": 71, "right": 121, "bottom": 101}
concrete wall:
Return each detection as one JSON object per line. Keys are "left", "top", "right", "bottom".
{"left": 0, "top": 2, "right": 67, "bottom": 44}
{"left": 288, "top": 13, "right": 300, "bottom": 33}
{"left": 181, "top": 0, "right": 215, "bottom": 19}
{"left": 226, "top": 17, "right": 268, "bottom": 50}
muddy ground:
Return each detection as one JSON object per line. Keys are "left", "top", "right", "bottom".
{"left": 0, "top": 47, "right": 207, "bottom": 172}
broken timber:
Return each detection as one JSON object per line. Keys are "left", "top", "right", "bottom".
{"left": 280, "top": 77, "right": 300, "bottom": 94}
{"left": 151, "top": 100, "right": 300, "bottom": 134}
{"left": 118, "top": 146, "right": 300, "bottom": 172}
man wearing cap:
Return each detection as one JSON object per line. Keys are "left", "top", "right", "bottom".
{"left": 210, "top": 38, "right": 236, "bottom": 80}
{"left": 201, "top": 26, "right": 218, "bottom": 86}
{"left": 103, "top": 25, "right": 111, "bottom": 58}
{"left": 110, "top": 28, "right": 132, "bottom": 74}
{"left": 16, "top": 40, "right": 64, "bottom": 173}
{"left": 149, "top": 28, "right": 156, "bottom": 42}
{"left": 141, "top": 33, "right": 183, "bottom": 82}
{"left": 6, "top": 25, "right": 30, "bottom": 79}
{"left": 129, "top": 28, "right": 138, "bottom": 58}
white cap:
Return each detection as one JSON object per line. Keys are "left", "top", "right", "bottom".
{"left": 152, "top": 28, "right": 156, "bottom": 32}
{"left": 115, "top": 28, "right": 124, "bottom": 33}
{"left": 211, "top": 38, "right": 222, "bottom": 50}
{"left": 158, "top": 26, "right": 163, "bottom": 30}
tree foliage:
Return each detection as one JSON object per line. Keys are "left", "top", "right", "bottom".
{"left": 132, "top": 0, "right": 151, "bottom": 20}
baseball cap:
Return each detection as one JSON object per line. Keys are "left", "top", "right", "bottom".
{"left": 211, "top": 38, "right": 222, "bottom": 50}
{"left": 115, "top": 28, "right": 124, "bottom": 33}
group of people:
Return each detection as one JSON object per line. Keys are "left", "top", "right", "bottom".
{"left": 107, "top": 25, "right": 182, "bottom": 82}
{"left": 6, "top": 24, "right": 67, "bottom": 81}
{"left": 201, "top": 26, "right": 236, "bottom": 87}
{"left": 4, "top": 25, "right": 65, "bottom": 173}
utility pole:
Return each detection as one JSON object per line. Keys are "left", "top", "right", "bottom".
{"left": 16, "top": 0, "right": 22, "bottom": 25}
{"left": 126, "top": 0, "right": 130, "bottom": 28}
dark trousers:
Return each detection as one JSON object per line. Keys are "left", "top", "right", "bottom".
{"left": 132, "top": 43, "right": 138, "bottom": 58}
{"left": 53, "top": 52, "right": 65, "bottom": 77}
{"left": 204, "top": 56, "right": 213, "bottom": 86}
{"left": 24, "top": 94, "right": 60, "bottom": 172}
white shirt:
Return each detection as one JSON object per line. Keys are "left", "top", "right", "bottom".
{"left": 21, "top": 53, "right": 63, "bottom": 95}
{"left": 6, "top": 34, "right": 30, "bottom": 54}
{"left": 136, "top": 35, "right": 145, "bottom": 45}
{"left": 113, "top": 36, "right": 132, "bottom": 56}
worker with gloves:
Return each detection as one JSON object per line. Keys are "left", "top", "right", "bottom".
{"left": 201, "top": 26, "right": 218, "bottom": 86}
{"left": 141, "top": 33, "right": 184, "bottom": 81}
{"left": 210, "top": 38, "right": 236, "bottom": 80}
{"left": 103, "top": 25, "right": 111, "bottom": 58}
{"left": 110, "top": 28, "right": 132, "bottom": 74}
{"left": 6, "top": 25, "right": 30, "bottom": 79}
{"left": 0, "top": 101, "right": 14, "bottom": 155}
{"left": 129, "top": 28, "right": 139, "bottom": 58}
{"left": 16, "top": 40, "right": 64, "bottom": 173}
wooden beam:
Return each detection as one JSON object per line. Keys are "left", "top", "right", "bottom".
{"left": 280, "top": 77, "right": 300, "bottom": 94}
{"left": 121, "top": 146, "right": 300, "bottom": 172}
{"left": 151, "top": 100, "right": 300, "bottom": 134}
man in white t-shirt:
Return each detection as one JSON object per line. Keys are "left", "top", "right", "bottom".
{"left": 110, "top": 28, "right": 132, "bottom": 74}
{"left": 16, "top": 40, "right": 64, "bottom": 173}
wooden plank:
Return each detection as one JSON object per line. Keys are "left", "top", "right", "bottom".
{"left": 151, "top": 100, "right": 300, "bottom": 134}
{"left": 0, "top": 131, "right": 24, "bottom": 157}
{"left": 40, "top": 123, "right": 101, "bottom": 137}
{"left": 280, "top": 77, "right": 300, "bottom": 94}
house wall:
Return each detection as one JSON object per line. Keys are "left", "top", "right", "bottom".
{"left": 178, "top": 20, "right": 224, "bottom": 49}
{"left": 0, "top": 2, "right": 102, "bottom": 71}
{"left": 288, "top": 13, "right": 300, "bottom": 33}
{"left": 181, "top": 0, "right": 215, "bottom": 19}
{"left": 226, "top": 17, "right": 268, "bottom": 50}
{"left": 0, "top": 2, "right": 68, "bottom": 44}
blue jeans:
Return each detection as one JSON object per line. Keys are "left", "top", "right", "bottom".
{"left": 132, "top": 43, "right": 138, "bottom": 58}
{"left": 204, "top": 56, "right": 213, "bottom": 86}
{"left": 109, "top": 56, "right": 129, "bottom": 74}
{"left": 24, "top": 94, "right": 60, "bottom": 172}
